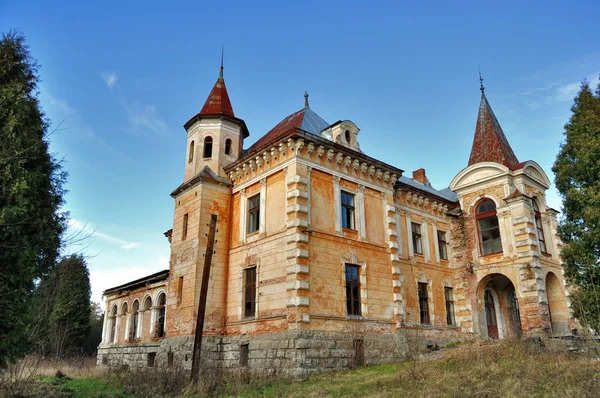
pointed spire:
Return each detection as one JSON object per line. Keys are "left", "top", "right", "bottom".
{"left": 199, "top": 51, "right": 234, "bottom": 117}
{"left": 468, "top": 87, "right": 520, "bottom": 168}
{"left": 304, "top": 91, "right": 309, "bottom": 107}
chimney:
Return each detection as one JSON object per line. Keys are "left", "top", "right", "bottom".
{"left": 412, "top": 168, "right": 427, "bottom": 184}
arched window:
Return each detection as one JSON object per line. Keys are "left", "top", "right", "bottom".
{"left": 345, "top": 130, "right": 351, "bottom": 143}
{"left": 476, "top": 199, "right": 502, "bottom": 255}
{"left": 533, "top": 201, "right": 547, "bottom": 253}
{"left": 188, "top": 141, "right": 195, "bottom": 163}
{"left": 157, "top": 293, "right": 166, "bottom": 338}
{"left": 203, "top": 137, "right": 213, "bottom": 158}
{"left": 109, "top": 305, "right": 118, "bottom": 343}
{"left": 131, "top": 300, "right": 140, "bottom": 340}
{"left": 142, "top": 296, "right": 152, "bottom": 338}
{"left": 143, "top": 296, "right": 152, "bottom": 311}
{"left": 225, "top": 138, "right": 232, "bottom": 155}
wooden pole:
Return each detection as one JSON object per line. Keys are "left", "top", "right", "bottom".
{"left": 191, "top": 214, "right": 217, "bottom": 383}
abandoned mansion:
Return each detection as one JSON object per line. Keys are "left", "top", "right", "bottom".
{"left": 97, "top": 66, "right": 573, "bottom": 374}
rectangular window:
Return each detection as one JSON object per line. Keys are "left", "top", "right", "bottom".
{"left": 412, "top": 222, "right": 423, "bottom": 255}
{"left": 345, "top": 264, "right": 361, "bottom": 316}
{"left": 418, "top": 282, "right": 430, "bottom": 325}
{"left": 535, "top": 217, "right": 547, "bottom": 253}
{"left": 240, "top": 344, "right": 249, "bottom": 366}
{"left": 247, "top": 194, "right": 260, "bottom": 234}
{"left": 147, "top": 352, "right": 156, "bottom": 367}
{"left": 341, "top": 191, "right": 355, "bottom": 230}
{"left": 243, "top": 267, "right": 256, "bottom": 318}
{"left": 438, "top": 230, "right": 448, "bottom": 260}
{"left": 177, "top": 276, "right": 184, "bottom": 305}
{"left": 445, "top": 287, "right": 455, "bottom": 326}
{"left": 182, "top": 213, "right": 188, "bottom": 240}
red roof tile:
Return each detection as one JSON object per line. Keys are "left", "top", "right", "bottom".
{"left": 468, "top": 92, "right": 520, "bottom": 168}
{"left": 245, "top": 108, "right": 307, "bottom": 154}
{"left": 199, "top": 67, "right": 234, "bottom": 117}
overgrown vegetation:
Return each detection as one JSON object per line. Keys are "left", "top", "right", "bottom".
{"left": 552, "top": 77, "right": 600, "bottom": 333}
{"left": 1, "top": 342, "right": 598, "bottom": 397}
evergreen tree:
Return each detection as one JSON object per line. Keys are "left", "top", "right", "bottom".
{"left": 552, "top": 78, "right": 600, "bottom": 332}
{"left": 0, "top": 31, "right": 67, "bottom": 366}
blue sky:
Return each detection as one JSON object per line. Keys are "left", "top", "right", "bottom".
{"left": 3, "top": 1, "right": 599, "bottom": 304}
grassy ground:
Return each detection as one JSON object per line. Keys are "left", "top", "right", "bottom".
{"left": 2, "top": 341, "right": 599, "bottom": 397}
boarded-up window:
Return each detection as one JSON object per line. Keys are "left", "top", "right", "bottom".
{"left": 418, "top": 282, "right": 430, "bottom": 325}
{"left": 445, "top": 287, "right": 455, "bottom": 326}
{"left": 345, "top": 264, "right": 361, "bottom": 316}
{"left": 244, "top": 267, "right": 256, "bottom": 318}
{"left": 240, "top": 343, "right": 249, "bottom": 366}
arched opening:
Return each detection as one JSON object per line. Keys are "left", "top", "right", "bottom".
{"left": 203, "top": 136, "right": 213, "bottom": 158}
{"left": 477, "top": 274, "right": 522, "bottom": 339}
{"left": 476, "top": 199, "right": 502, "bottom": 255}
{"left": 131, "top": 300, "right": 140, "bottom": 340}
{"left": 156, "top": 293, "right": 166, "bottom": 338}
{"left": 225, "top": 138, "right": 232, "bottom": 155}
{"left": 109, "top": 305, "right": 118, "bottom": 343}
{"left": 546, "top": 272, "right": 568, "bottom": 334}
{"left": 120, "top": 302, "right": 128, "bottom": 341}
{"left": 142, "top": 296, "right": 152, "bottom": 338}
{"left": 188, "top": 141, "right": 194, "bottom": 163}
{"left": 344, "top": 130, "right": 351, "bottom": 143}
{"left": 533, "top": 200, "right": 547, "bottom": 253}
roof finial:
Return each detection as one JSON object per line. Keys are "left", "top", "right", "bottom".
{"left": 478, "top": 64, "right": 485, "bottom": 93}
{"left": 304, "top": 91, "right": 309, "bottom": 107}
{"left": 219, "top": 45, "right": 224, "bottom": 80}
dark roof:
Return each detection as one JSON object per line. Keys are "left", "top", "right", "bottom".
{"left": 397, "top": 176, "right": 458, "bottom": 203}
{"left": 103, "top": 269, "right": 169, "bottom": 296}
{"left": 171, "top": 165, "right": 231, "bottom": 197}
{"left": 468, "top": 92, "right": 520, "bottom": 169}
{"left": 245, "top": 105, "right": 329, "bottom": 155}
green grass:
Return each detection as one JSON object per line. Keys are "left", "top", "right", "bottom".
{"left": 40, "top": 375, "right": 129, "bottom": 397}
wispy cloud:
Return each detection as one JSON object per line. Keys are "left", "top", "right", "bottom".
{"left": 520, "top": 82, "right": 561, "bottom": 96}
{"left": 46, "top": 92, "right": 76, "bottom": 114}
{"left": 101, "top": 72, "right": 119, "bottom": 90}
{"left": 68, "top": 218, "right": 139, "bottom": 249}
{"left": 122, "top": 101, "right": 169, "bottom": 136}
{"left": 554, "top": 73, "right": 599, "bottom": 102}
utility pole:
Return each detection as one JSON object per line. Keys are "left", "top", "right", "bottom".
{"left": 191, "top": 214, "right": 217, "bottom": 383}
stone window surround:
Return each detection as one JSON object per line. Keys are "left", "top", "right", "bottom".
{"left": 341, "top": 255, "right": 368, "bottom": 317}
{"left": 239, "top": 179, "right": 267, "bottom": 244}
{"left": 241, "top": 263, "right": 258, "bottom": 319}
{"left": 334, "top": 176, "right": 367, "bottom": 239}
{"left": 441, "top": 277, "right": 457, "bottom": 327}
{"left": 531, "top": 196, "right": 552, "bottom": 256}
{"left": 468, "top": 194, "right": 510, "bottom": 259}
{"left": 415, "top": 272, "right": 434, "bottom": 325}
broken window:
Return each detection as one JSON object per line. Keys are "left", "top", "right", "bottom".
{"left": 412, "top": 223, "right": 423, "bottom": 255}
{"left": 157, "top": 293, "right": 166, "bottom": 338}
{"left": 243, "top": 267, "right": 256, "bottom": 318}
{"left": 203, "top": 136, "right": 213, "bottom": 158}
{"left": 476, "top": 199, "right": 502, "bottom": 255}
{"left": 247, "top": 194, "right": 260, "bottom": 234}
{"left": 533, "top": 201, "right": 547, "bottom": 253}
{"left": 131, "top": 300, "right": 139, "bottom": 340}
{"left": 345, "top": 264, "right": 361, "bottom": 316}
{"left": 341, "top": 191, "right": 355, "bottom": 230}
{"left": 437, "top": 230, "right": 447, "bottom": 260}
{"left": 445, "top": 287, "right": 455, "bottom": 326}
{"left": 418, "top": 282, "right": 430, "bottom": 325}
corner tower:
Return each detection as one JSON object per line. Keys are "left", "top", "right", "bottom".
{"left": 182, "top": 63, "right": 249, "bottom": 180}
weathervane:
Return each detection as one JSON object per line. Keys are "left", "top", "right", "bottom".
{"left": 478, "top": 64, "right": 485, "bottom": 93}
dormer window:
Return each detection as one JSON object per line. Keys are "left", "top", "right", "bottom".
{"left": 345, "top": 130, "right": 351, "bottom": 143}
{"left": 225, "top": 138, "right": 232, "bottom": 155}
{"left": 203, "top": 136, "right": 213, "bottom": 158}
{"left": 476, "top": 199, "right": 502, "bottom": 255}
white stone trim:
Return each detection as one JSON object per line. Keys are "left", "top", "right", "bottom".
{"left": 405, "top": 210, "right": 414, "bottom": 257}
{"left": 356, "top": 185, "right": 366, "bottom": 239}
{"left": 432, "top": 223, "right": 440, "bottom": 263}
{"left": 259, "top": 178, "right": 267, "bottom": 234}
{"left": 239, "top": 188, "right": 247, "bottom": 243}
{"left": 333, "top": 176, "right": 341, "bottom": 233}
{"left": 422, "top": 219, "right": 431, "bottom": 262}
{"left": 342, "top": 256, "right": 368, "bottom": 317}
{"left": 395, "top": 207, "right": 404, "bottom": 258}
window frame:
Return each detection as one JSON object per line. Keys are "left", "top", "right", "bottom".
{"left": 345, "top": 264, "right": 361, "bottom": 316}
{"left": 247, "top": 194, "right": 260, "bottom": 234}
{"left": 445, "top": 287, "right": 455, "bottom": 326}
{"left": 341, "top": 191, "right": 356, "bottom": 230}
{"left": 203, "top": 136, "right": 213, "bottom": 158}
{"left": 533, "top": 201, "right": 548, "bottom": 254}
{"left": 225, "top": 138, "right": 232, "bottom": 155}
{"left": 418, "top": 282, "right": 430, "bottom": 325}
{"left": 243, "top": 267, "right": 257, "bottom": 318}
{"left": 412, "top": 222, "right": 423, "bottom": 255}
{"left": 437, "top": 230, "right": 448, "bottom": 260}
{"left": 188, "top": 141, "right": 194, "bottom": 163}
{"left": 156, "top": 293, "right": 166, "bottom": 338}
{"left": 475, "top": 199, "right": 503, "bottom": 256}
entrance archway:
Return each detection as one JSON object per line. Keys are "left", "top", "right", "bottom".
{"left": 546, "top": 272, "right": 568, "bottom": 334}
{"left": 477, "top": 274, "right": 522, "bottom": 339}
